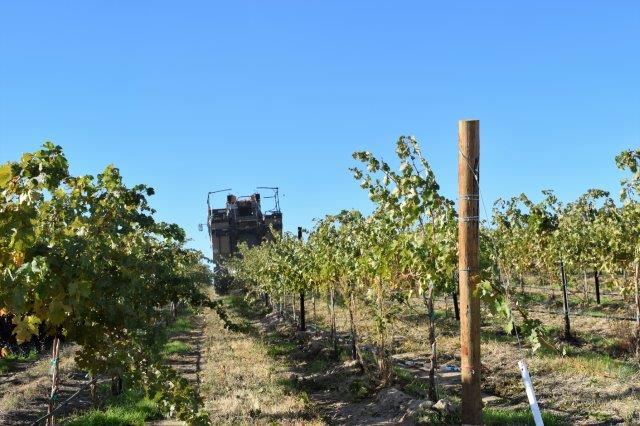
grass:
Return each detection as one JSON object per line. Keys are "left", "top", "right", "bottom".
{"left": 61, "top": 305, "right": 193, "bottom": 425}
{"left": 63, "top": 389, "right": 161, "bottom": 426}
{"left": 481, "top": 328, "right": 519, "bottom": 344}
{"left": 539, "top": 341, "right": 639, "bottom": 380}
{"left": 266, "top": 340, "right": 297, "bottom": 358}
{"left": 517, "top": 292, "right": 548, "bottom": 305}
{"left": 226, "top": 294, "right": 267, "bottom": 319}
{"left": 347, "top": 378, "right": 372, "bottom": 401}
{"left": 582, "top": 309, "right": 607, "bottom": 318}
{"left": 264, "top": 329, "right": 299, "bottom": 358}
{"left": 599, "top": 296, "right": 624, "bottom": 308}
{"left": 208, "top": 290, "right": 638, "bottom": 424}
{"left": 393, "top": 366, "right": 431, "bottom": 397}
{"left": 570, "top": 352, "right": 638, "bottom": 379}
{"left": 167, "top": 317, "right": 193, "bottom": 333}
{"left": 162, "top": 340, "right": 191, "bottom": 355}
{"left": 223, "top": 294, "right": 268, "bottom": 333}
{"left": 162, "top": 308, "right": 196, "bottom": 355}
{"left": 200, "top": 292, "right": 320, "bottom": 424}
{"left": 0, "top": 348, "right": 39, "bottom": 374}
{"left": 307, "top": 358, "right": 329, "bottom": 374}
{"left": 483, "top": 407, "right": 566, "bottom": 425}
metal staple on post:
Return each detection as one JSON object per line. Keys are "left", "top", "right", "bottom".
{"left": 460, "top": 216, "right": 480, "bottom": 222}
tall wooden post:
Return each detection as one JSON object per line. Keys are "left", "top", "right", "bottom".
{"left": 452, "top": 290, "right": 460, "bottom": 321}
{"left": 46, "top": 336, "right": 61, "bottom": 426}
{"left": 298, "top": 226, "right": 306, "bottom": 332}
{"left": 458, "top": 119, "right": 482, "bottom": 425}
{"left": 594, "top": 268, "right": 601, "bottom": 305}
{"left": 452, "top": 272, "right": 460, "bottom": 322}
{"left": 559, "top": 261, "right": 571, "bottom": 340}
{"left": 634, "top": 262, "right": 639, "bottom": 359}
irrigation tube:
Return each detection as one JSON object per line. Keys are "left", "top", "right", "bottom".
{"left": 518, "top": 360, "right": 544, "bottom": 426}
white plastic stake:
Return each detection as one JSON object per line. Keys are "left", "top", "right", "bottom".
{"left": 518, "top": 359, "right": 544, "bottom": 426}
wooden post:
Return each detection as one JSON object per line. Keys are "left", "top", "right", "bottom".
{"left": 634, "top": 262, "right": 639, "bottom": 359}
{"left": 111, "top": 375, "right": 123, "bottom": 396}
{"left": 559, "top": 261, "right": 571, "bottom": 340}
{"left": 329, "top": 287, "right": 338, "bottom": 357}
{"left": 452, "top": 291, "right": 460, "bottom": 321}
{"left": 426, "top": 283, "right": 438, "bottom": 402}
{"left": 298, "top": 227, "right": 306, "bottom": 332}
{"left": 594, "top": 268, "right": 601, "bottom": 305}
{"left": 171, "top": 300, "right": 178, "bottom": 321}
{"left": 582, "top": 269, "right": 589, "bottom": 303}
{"left": 313, "top": 292, "right": 317, "bottom": 323}
{"left": 291, "top": 293, "right": 296, "bottom": 321}
{"left": 349, "top": 291, "right": 358, "bottom": 360}
{"left": 452, "top": 271, "right": 460, "bottom": 321}
{"left": 46, "top": 336, "right": 61, "bottom": 426}
{"left": 90, "top": 375, "right": 97, "bottom": 408}
{"left": 458, "top": 119, "right": 482, "bottom": 425}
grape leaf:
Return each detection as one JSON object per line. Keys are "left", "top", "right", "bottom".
{"left": 12, "top": 315, "right": 41, "bottom": 343}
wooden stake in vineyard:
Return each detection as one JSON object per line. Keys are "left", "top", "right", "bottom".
{"left": 298, "top": 226, "right": 306, "bottom": 332}
{"left": 46, "top": 336, "right": 61, "bottom": 426}
{"left": 452, "top": 271, "right": 460, "bottom": 321}
{"left": 594, "top": 268, "right": 601, "bottom": 305}
{"left": 458, "top": 119, "right": 482, "bottom": 425}
{"left": 559, "top": 260, "right": 572, "bottom": 340}
{"left": 635, "top": 262, "right": 640, "bottom": 360}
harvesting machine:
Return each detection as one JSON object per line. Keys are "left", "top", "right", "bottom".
{"left": 206, "top": 188, "right": 282, "bottom": 292}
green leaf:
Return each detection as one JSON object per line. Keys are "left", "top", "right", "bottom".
{"left": 49, "top": 299, "right": 69, "bottom": 325}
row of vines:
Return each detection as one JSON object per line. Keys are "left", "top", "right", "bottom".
{"left": 226, "top": 136, "right": 640, "bottom": 402}
{"left": 0, "top": 143, "right": 217, "bottom": 424}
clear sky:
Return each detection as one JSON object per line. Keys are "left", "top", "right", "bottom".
{"left": 1, "top": 1, "right": 638, "bottom": 256}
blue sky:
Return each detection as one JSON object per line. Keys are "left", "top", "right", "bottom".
{"left": 1, "top": 1, "right": 638, "bottom": 256}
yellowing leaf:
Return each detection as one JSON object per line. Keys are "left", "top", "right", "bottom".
{"left": 33, "top": 299, "right": 47, "bottom": 318}
{"left": 12, "top": 251, "right": 25, "bottom": 267}
{"left": 0, "top": 163, "right": 12, "bottom": 187}
{"left": 12, "top": 315, "right": 41, "bottom": 344}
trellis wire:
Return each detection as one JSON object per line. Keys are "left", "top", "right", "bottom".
{"left": 30, "top": 377, "right": 109, "bottom": 426}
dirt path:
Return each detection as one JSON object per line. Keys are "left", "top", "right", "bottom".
{"left": 148, "top": 314, "right": 206, "bottom": 426}
{"left": 199, "top": 296, "right": 449, "bottom": 425}
{"left": 165, "top": 315, "right": 205, "bottom": 389}
{"left": 199, "top": 298, "right": 323, "bottom": 425}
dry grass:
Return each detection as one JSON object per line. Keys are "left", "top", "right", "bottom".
{"left": 200, "top": 295, "right": 323, "bottom": 425}
{"left": 285, "top": 292, "right": 640, "bottom": 424}
{"left": 0, "top": 345, "right": 78, "bottom": 420}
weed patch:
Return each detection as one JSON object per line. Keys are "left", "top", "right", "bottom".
{"left": 63, "top": 389, "right": 161, "bottom": 426}
{"left": 162, "top": 340, "right": 191, "bottom": 356}
{"left": 168, "top": 317, "right": 193, "bottom": 333}
{"left": 483, "top": 407, "right": 566, "bottom": 425}
{"left": 0, "top": 348, "right": 38, "bottom": 374}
